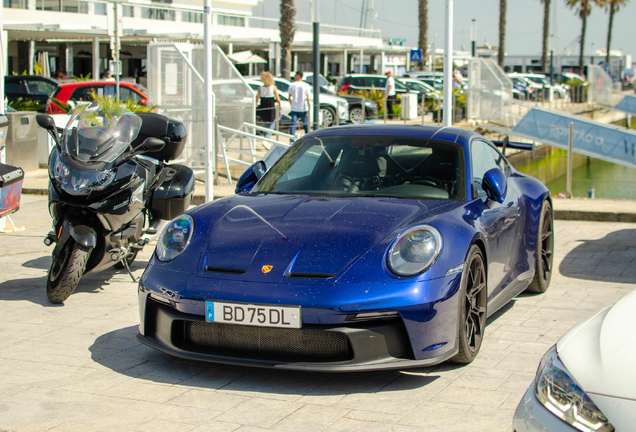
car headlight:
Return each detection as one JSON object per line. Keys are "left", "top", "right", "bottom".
{"left": 535, "top": 346, "right": 614, "bottom": 432}
{"left": 156, "top": 214, "right": 195, "bottom": 262}
{"left": 365, "top": 101, "right": 377, "bottom": 108}
{"left": 387, "top": 225, "right": 442, "bottom": 277}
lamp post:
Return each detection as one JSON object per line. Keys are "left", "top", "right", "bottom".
{"left": 204, "top": 0, "right": 215, "bottom": 202}
{"left": 312, "top": 0, "right": 320, "bottom": 131}
{"left": 443, "top": 0, "right": 453, "bottom": 127}
{"left": 471, "top": 19, "right": 476, "bottom": 57}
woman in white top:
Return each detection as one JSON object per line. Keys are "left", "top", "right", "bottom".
{"left": 256, "top": 71, "right": 282, "bottom": 138}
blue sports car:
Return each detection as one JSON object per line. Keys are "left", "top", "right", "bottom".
{"left": 137, "top": 125, "right": 554, "bottom": 371}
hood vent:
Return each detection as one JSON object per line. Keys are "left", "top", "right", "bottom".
{"left": 285, "top": 272, "right": 336, "bottom": 280}
{"left": 205, "top": 266, "right": 247, "bottom": 275}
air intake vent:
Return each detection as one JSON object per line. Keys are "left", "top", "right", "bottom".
{"left": 205, "top": 266, "right": 247, "bottom": 275}
{"left": 285, "top": 272, "right": 335, "bottom": 279}
{"left": 180, "top": 321, "right": 352, "bottom": 362}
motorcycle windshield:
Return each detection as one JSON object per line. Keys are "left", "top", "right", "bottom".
{"left": 62, "top": 102, "right": 142, "bottom": 164}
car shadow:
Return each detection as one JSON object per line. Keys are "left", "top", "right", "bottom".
{"left": 89, "top": 325, "right": 449, "bottom": 396}
{"left": 0, "top": 257, "right": 147, "bottom": 307}
{"left": 559, "top": 228, "right": 636, "bottom": 283}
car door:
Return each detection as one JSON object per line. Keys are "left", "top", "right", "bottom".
{"left": 470, "top": 139, "right": 521, "bottom": 299}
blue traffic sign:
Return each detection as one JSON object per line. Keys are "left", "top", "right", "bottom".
{"left": 410, "top": 49, "right": 422, "bottom": 62}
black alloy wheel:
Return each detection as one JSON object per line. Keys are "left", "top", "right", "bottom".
{"left": 451, "top": 245, "right": 487, "bottom": 364}
{"left": 527, "top": 200, "right": 554, "bottom": 293}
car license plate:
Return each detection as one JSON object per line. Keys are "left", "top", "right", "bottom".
{"left": 205, "top": 301, "right": 302, "bottom": 329}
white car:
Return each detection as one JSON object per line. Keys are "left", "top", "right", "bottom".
{"left": 513, "top": 288, "right": 636, "bottom": 432}
{"left": 511, "top": 73, "right": 568, "bottom": 99}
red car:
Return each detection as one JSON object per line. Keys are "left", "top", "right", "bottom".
{"left": 46, "top": 81, "right": 151, "bottom": 114}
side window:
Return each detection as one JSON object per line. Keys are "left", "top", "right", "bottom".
{"left": 27, "top": 80, "right": 57, "bottom": 95}
{"left": 350, "top": 78, "right": 364, "bottom": 87}
{"left": 471, "top": 140, "right": 500, "bottom": 197}
{"left": 5, "top": 82, "right": 24, "bottom": 94}
{"left": 372, "top": 77, "right": 386, "bottom": 88}
{"left": 71, "top": 86, "right": 101, "bottom": 101}
{"left": 275, "top": 80, "right": 289, "bottom": 92}
{"left": 120, "top": 87, "right": 142, "bottom": 102}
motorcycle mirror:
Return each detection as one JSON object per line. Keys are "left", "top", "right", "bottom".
{"left": 36, "top": 114, "right": 56, "bottom": 131}
{"left": 138, "top": 137, "right": 165, "bottom": 154}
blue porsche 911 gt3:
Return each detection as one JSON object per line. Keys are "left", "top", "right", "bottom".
{"left": 137, "top": 125, "right": 553, "bottom": 371}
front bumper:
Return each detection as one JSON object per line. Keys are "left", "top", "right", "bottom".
{"left": 137, "top": 264, "right": 463, "bottom": 371}
{"left": 513, "top": 384, "right": 579, "bottom": 432}
{"left": 137, "top": 295, "right": 458, "bottom": 372}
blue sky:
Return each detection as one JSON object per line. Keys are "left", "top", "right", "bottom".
{"left": 253, "top": 0, "right": 636, "bottom": 60}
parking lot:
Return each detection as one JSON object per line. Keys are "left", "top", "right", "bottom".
{"left": 1, "top": 194, "right": 635, "bottom": 432}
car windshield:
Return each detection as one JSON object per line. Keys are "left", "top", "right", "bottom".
{"left": 253, "top": 135, "right": 464, "bottom": 200}
{"left": 61, "top": 102, "right": 142, "bottom": 164}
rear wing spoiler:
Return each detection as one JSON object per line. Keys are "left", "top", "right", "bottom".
{"left": 491, "top": 136, "right": 536, "bottom": 159}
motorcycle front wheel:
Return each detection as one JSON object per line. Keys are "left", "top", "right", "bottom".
{"left": 47, "top": 240, "right": 91, "bottom": 304}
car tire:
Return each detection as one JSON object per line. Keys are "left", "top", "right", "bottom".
{"left": 451, "top": 245, "right": 487, "bottom": 364}
{"left": 349, "top": 106, "right": 364, "bottom": 124}
{"left": 46, "top": 240, "right": 91, "bottom": 304}
{"left": 526, "top": 200, "right": 554, "bottom": 293}
{"left": 321, "top": 106, "right": 336, "bottom": 127}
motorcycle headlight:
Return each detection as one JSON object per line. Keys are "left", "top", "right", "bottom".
{"left": 387, "top": 225, "right": 442, "bottom": 277}
{"left": 535, "top": 346, "right": 614, "bottom": 432}
{"left": 156, "top": 214, "right": 195, "bottom": 262}
{"left": 50, "top": 152, "right": 115, "bottom": 196}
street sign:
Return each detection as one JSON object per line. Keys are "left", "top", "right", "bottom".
{"left": 410, "top": 49, "right": 422, "bottom": 62}
{"left": 109, "top": 60, "right": 122, "bottom": 76}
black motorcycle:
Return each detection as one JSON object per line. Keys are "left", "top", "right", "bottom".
{"left": 36, "top": 103, "right": 195, "bottom": 304}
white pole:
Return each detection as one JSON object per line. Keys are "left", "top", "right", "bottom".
{"left": 204, "top": 0, "right": 215, "bottom": 202}
{"left": 0, "top": 5, "right": 5, "bottom": 232}
{"left": 114, "top": 3, "right": 120, "bottom": 101}
{"left": 442, "top": 0, "right": 453, "bottom": 127}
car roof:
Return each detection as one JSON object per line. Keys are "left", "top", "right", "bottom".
{"left": 58, "top": 81, "right": 139, "bottom": 88}
{"left": 303, "top": 124, "right": 477, "bottom": 148}
{"left": 5, "top": 75, "right": 59, "bottom": 84}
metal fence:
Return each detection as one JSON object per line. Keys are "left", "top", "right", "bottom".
{"left": 467, "top": 59, "right": 513, "bottom": 122}
{"left": 146, "top": 42, "right": 255, "bottom": 170}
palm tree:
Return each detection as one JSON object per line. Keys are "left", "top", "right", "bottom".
{"left": 498, "top": 0, "right": 506, "bottom": 68}
{"left": 605, "top": 0, "right": 629, "bottom": 66}
{"left": 540, "top": 0, "right": 551, "bottom": 72}
{"left": 279, "top": 0, "right": 296, "bottom": 80}
{"left": 566, "top": 0, "right": 604, "bottom": 73}
{"left": 418, "top": 0, "right": 428, "bottom": 71}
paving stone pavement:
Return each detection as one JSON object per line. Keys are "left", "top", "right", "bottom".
{"left": 1, "top": 195, "right": 635, "bottom": 432}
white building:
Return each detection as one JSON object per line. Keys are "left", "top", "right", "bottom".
{"left": 2, "top": 0, "right": 412, "bottom": 81}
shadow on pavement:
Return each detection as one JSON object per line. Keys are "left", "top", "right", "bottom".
{"left": 0, "top": 257, "right": 146, "bottom": 307}
{"left": 89, "top": 325, "right": 451, "bottom": 395}
{"left": 559, "top": 228, "right": 636, "bottom": 283}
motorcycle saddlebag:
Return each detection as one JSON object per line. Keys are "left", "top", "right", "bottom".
{"left": 132, "top": 112, "right": 187, "bottom": 162}
{"left": 0, "top": 162, "right": 24, "bottom": 218}
{"left": 150, "top": 164, "right": 195, "bottom": 220}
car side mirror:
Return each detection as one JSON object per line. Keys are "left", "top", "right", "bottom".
{"left": 482, "top": 168, "right": 507, "bottom": 204}
{"left": 137, "top": 137, "right": 165, "bottom": 154}
{"left": 36, "top": 114, "right": 56, "bottom": 131}
{"left": 235, "top": 161, "right": 266, "bottom": 194}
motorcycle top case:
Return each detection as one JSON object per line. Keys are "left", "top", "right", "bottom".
{"left": 150, "top": 164, "right": 195, "bottom": 220}
{"left": 132, "top": 112, "right": 187, "bottom": 162}
{"left": 0, "top": 162, "right": 24, "bottom": 218}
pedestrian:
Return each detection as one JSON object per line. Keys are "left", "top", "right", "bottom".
{"left": 55, "top": 68, "right": 67, "bottom": 80}
{"left": 288, "top": 71, "right": 312, "bottom": 140}
{"left": 256, "top": 71, "right": 282, "bottom": 138}
{"left": 384, "top": 70, "right": 396, "bottom": 119}
{"left": 133, "top": 68, "right": 139, "bottom": 84}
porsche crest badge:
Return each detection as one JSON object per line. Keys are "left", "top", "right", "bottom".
{"left": 261, "top": 265, "right": 273, "bottom": 274}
